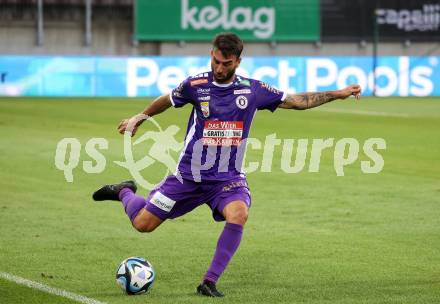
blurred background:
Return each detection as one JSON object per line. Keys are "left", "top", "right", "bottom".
{"left": 0, "top": 0, "right": 439, "bottom": 97}
{"left": 1, "top": 3, "right": 439, "bottom": 303}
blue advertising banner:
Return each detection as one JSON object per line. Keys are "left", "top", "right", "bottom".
{"left": 0, "top": 56, "right": 439, "bottom": 97}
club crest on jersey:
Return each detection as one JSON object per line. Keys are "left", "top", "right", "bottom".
{"left": 235, "top": 95, "right": 248, "bottom": 109}
{"left": 200, "top": 101, "right": 210, "bottom": 118}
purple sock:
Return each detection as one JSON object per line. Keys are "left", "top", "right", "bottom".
{"left": 118, "top": 188, "right": 146, "bottom": 222}
{"left": 204, "top": 222, "right": 243, "bottom": 284}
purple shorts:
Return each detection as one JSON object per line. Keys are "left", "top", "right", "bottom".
{"left": 144, "top": 175, "right": 251, "bottom": 222}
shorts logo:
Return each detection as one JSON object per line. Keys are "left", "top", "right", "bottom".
{"left": 150, "top": 191, "right": 176, "bottom": 212}
{"left": 222, "top": 180, "right": 248, "bottom": 192}
{"left": 235, "top": 95, "right": 248, "bottom": 109}
{"left": 200, "top": 101, "right": 210, "bottom": 118}
{"left": 190, "top": 78, "right": 208, "bottom": 86}
{"left": 234, "top": 89, "right": 251, "bottom": 95}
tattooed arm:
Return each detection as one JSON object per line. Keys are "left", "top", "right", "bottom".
{"left": 279, "top": 85, "right": 362, "bottom": 110}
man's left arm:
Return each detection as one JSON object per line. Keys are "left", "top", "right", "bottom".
{"left": 278, "top": 85, "right": 362, "bottom": 110}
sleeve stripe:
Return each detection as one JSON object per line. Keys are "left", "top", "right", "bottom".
{"left": 169, "top": 92, "right": 176, "bottom": 107}
{"left": 281, "top": 91, "right": 287, "bottom": 101}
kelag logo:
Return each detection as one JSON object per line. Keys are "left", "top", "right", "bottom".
{"left": 134, "top": 0, "right": 319, "bottom": 41}
{"left": 181, "top": 0, "right": 275, "bottom": 39}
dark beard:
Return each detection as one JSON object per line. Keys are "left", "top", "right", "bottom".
{"left": 212, "top": 66, "right": 236, "bottom": 83}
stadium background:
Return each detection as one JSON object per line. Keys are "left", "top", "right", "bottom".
{"left": 1, "top": 0, "right": 440, "bottom": 97}
{"left": 0, "top": 1, "right": 439, "bottom": 304}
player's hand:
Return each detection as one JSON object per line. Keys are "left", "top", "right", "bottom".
{"left": 338, "top": 85, "right": 362, "bottom": 100}
{"left": 117, "top": 114, "right": 145, "bottom": 136}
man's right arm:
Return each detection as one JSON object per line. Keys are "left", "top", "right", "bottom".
{"left": 278, "top": 85, "right": 361, "bottom": 110}
{"left": 118, "top": 94, "right": 172, "bottom": 136}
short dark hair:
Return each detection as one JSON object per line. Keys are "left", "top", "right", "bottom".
{"left": 212, "top": 32, "right": 243, "bottom": 58}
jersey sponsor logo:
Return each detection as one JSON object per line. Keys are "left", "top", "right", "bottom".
{"left": 150, "top": 191, "right": 176, "bottom": 212}
{"left": 198, "top": 95, "right": 210, "bottom": 101}
{"left": 202, "top": 120, "right": 243, "bottom": 146}
{"left": 239, "top": 79, "right": 251, "bottom": 87}
{"left": 200, "top": 101, "right": 210, "bottom": 118}
{"left": 235, "top": 95, "right": 248, "bottom": 109}
{"left": 260, "top": 81, "right": 281, "bottom": 94}
{"left": 191, "top": 72, "right": 209, "bottom": 78}
{"left": 197, "top": 88, "right": 210, "bottom": 94}
{"left": 190, "top": 78, "right": 208, "bottom": 86}
{"left": 234, "top": 89, "right": 251, "bottom": 95}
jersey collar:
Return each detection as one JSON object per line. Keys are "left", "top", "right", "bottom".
{"left": 212, "top": 74, "right": 237, "bottom": 87}
{"left": 212, "top": 81, "right": 234, "bottom": 87}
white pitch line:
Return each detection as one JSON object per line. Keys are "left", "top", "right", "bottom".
{"left": 0, "top": 272, "right": 107, "bottom": 304}
{"left": 315, "top": 108, "right": 410, "bottom": 118}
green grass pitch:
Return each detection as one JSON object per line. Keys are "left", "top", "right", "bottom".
{"left": 0, "top": 97, "right": 439, "bottom": 304}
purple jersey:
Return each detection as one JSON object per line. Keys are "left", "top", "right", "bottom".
{"left": 169, "top": 71, "right": 286, "bottom": 182}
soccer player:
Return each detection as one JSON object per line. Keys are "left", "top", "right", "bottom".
{"left": 93, "top": 32, "right": 361, "bottom": 297}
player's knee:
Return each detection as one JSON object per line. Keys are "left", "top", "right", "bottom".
{"left": 133, "top": 222, "right": 156, "bottom": 233}
{"left": 227, "top": 208, "right": 248, "bottom": 226}
{"left": 132, "top": 220, "right": 157, "bottom": 233}
{"left": 132, "top": 209, "right": 163, "bottom": 233}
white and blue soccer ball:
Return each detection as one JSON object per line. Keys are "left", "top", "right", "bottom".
{"left": 116, "top": 257, "right": 155, "bottom": 295}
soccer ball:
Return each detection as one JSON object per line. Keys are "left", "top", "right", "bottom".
{"left": 116, "top": 257, "right": 155, "bottom": 295}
